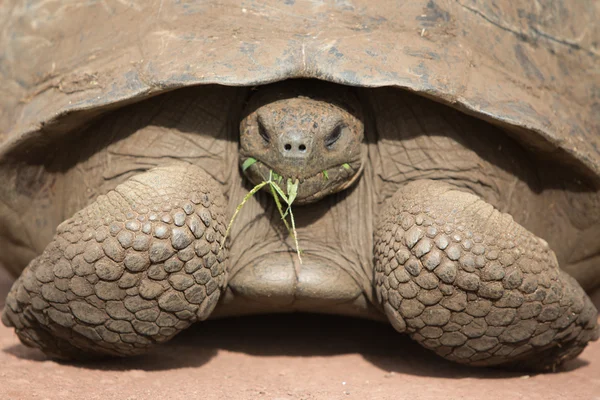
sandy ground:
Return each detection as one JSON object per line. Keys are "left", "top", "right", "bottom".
{"left": 0, "top": 267, "right": 599, "bottom": 400}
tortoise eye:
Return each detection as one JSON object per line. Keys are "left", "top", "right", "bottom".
{"left": 325, "top": 124, "right": 344, "bottom": 148}
{"left": 257, "top": 118, "right": 270, "bottom": 143}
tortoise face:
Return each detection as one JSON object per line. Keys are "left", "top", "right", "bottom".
{"left": 239, "top": 83, "right": 365, "bottom": 204}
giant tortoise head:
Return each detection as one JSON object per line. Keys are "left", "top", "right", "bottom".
{"left": 0, "top": 0, "right": 598, "bottom": 370}
{"left": 239, "top": 80, "right": 366, "bottom": 203}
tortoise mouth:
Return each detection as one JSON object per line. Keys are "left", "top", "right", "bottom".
{"left": 240, "top": 156, "right": 363, "bottom": 205}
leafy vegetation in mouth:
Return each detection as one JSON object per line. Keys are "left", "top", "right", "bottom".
{"left": 241, "top": 157, "right": 258, "bottom": 171}
{"left": 222, "top": 169, "right": 303, "bottom": 263}
{"left": 230, "top": 159, "right": 354, "bottom": 261}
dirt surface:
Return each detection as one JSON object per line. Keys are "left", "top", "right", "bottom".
{"left": 0, "top": 267, "right": 598, "bottom": 400}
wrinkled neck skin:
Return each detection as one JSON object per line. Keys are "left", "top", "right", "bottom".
{"left": 238, "top": 80, "right": 367, "bottom": 205}
{"left": 219, "top": 81, "right": 378, "bottom": 319}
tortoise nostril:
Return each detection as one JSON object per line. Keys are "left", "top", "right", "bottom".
{"left": 281, "top": 135, "right": 309, "bottom": 157}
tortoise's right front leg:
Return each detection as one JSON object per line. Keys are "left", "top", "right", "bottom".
{"left": 2, "top": 164, "right": 228, "bottom": 359}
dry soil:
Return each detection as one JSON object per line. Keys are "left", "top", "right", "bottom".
{"left": 0, "top": 267, "right": 599, "bottom": 400}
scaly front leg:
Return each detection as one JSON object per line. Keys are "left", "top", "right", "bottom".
{"left": 2, "top": 164, "right": 228, "bottom": 359}
{"left": 374, "top": 180, "right": 598, "bottom": 370}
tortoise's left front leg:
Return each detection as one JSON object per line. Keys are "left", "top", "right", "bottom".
{"left": 374, "top": 180, "right": 599, "bottom": 370}
{"left": 2, "top": 164, "right": 228, "bottom": 359}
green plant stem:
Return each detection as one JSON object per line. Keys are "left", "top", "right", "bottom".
{"left": 287, "top": 207, "right": 302, "bottom": 264}
{"left": 270, "top": 184, "right": 293, "bottom": 234}
{"left": 221, "top": 172, "right": 303, "bottom": 264}
{"left": 270, "top": 184, "right": 302, "bottom": 264}
{"left": 221, "top": 180, "right": 269, "bottom": 249}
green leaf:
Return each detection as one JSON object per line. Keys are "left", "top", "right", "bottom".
{"left": 323, "top": 170, "right": 329, "bottom": 180}
{"left": 282, "top": 178, "right": 299, "bottom": 218}
{"left": 270, "top": 181, "right": 289, "bottom": 204}
{"left": 242, "top": 157, "right": 258, "bottom": 171}
{"left": 286, "top": 178, "right": 298, "bottom": 205}
{"left": 270, "top": 184, "right": 292, "bottom": 231}
{"left": 342, "top": 163, "right": 351, "bottom": 171}
{"left": 271, "top": 171, "right": 284, "bottom": 184}
{"left": 269, "top": 181, "right": 302, "bottom": 265}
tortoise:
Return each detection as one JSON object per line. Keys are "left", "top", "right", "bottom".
{"left": 0, "top": 0, "right": 599, "bottom": 370}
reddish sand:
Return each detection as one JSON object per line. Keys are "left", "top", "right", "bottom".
{"left": 0, "top": 267, "right": 598, "bottom": 400}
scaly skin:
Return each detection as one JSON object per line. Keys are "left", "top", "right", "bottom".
{"left": 2, "top": 164, "right": 228, "bottom": 358}
{"left": 1, "top": 82, "right": 598, "bottom": 368}
{"left": 374, "top": 180, "right": 599, "bottom": 370}
{"left": 239, "top": 80, "right": 365, "bottom": 204}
